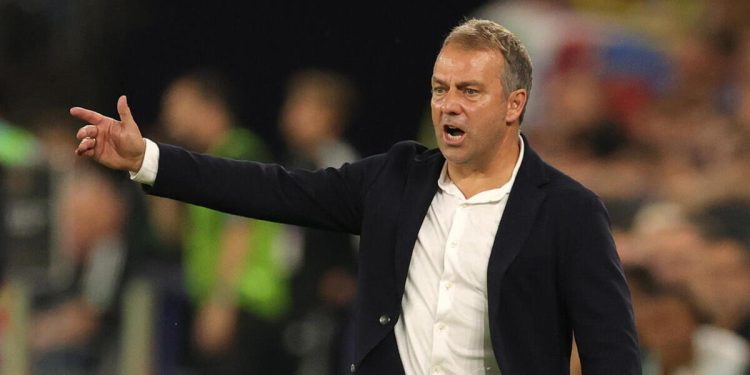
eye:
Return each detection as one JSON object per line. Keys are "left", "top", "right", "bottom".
{"left": 464, "top": 88, "right": 479, "bottom": 95}
{"left": 432, "top": 86, "right": 446, "bottom": 95}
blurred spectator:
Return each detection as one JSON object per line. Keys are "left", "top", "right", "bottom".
{"left": 156, "top": 69, "right": 291, "bottom": 375}
{"left": 630, "top": 199, "right": 750, "bottom": 344}
{"left": 29, "top": 160, "right": 141, "bottom": 375}
{"left": 689, "top": 200, "right": 750, "bottom": 342}
{"left": 2, "top": 102, "right": 154, "bottom": 373}
{"left": 627, "top": 265, "right": 749, "bottom": 375}
{"left": 277, "top": 69, "right": 360, "bottom": 375}
{"left": 0, "top": 117, "right": 39, "bottom": 167}
{"left": 27, "top": 108, "right": 85, "bottom": 284}
{"left": 0, "top": 116, "right": 41, "bottom": 285}
{"left": 689, "top": 238, "right": 750, "bottom": 341}
{"left": 475, "top": 0, "right": 672, "bottom": 129}
{"left": 630, "top": 201, "right": 708, "bottom": 289}
{"left": 0, "top": 113, "right": 42, "bottom": 370}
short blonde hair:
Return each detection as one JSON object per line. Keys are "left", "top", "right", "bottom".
{"left": 443, "top": 19, "right": 533, "bottom": 120}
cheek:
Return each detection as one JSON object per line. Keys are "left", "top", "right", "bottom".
{"left": 466, "top": 99, "right": 500, "bottom": 120}
{"left": 489, "top": 104, "right": 508, "bottom": 124}
{"left": 430, "top": 99, "right": 441, "bottom": 116}
{"left": 430, "top": 106, "right": 442, "bottom": 129}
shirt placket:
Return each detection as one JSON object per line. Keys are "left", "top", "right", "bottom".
{"left": 430, "top": 201, "right": 468, "bottom": 374}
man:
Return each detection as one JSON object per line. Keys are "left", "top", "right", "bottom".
{"left": 71, "top": 19, "right": 640, "bottom": 374}
{"left": 155, "top": 70, "right": 291, "bottom": 374}
{"left": 277, "top": 68, "right": 360, "bottom": 374}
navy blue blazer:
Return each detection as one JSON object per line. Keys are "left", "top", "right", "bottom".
{"left": 146, "top": 135, "right": 641, "bottom": 374}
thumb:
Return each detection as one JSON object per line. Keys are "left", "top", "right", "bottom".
{"left": 117, "top": 95, "right": 133, "bottom": 123}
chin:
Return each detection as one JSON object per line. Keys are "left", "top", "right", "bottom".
{"left": 440, "top": 149, "right": 468, "bottom": 165}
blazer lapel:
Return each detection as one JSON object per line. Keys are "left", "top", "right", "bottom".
{"left": 393, "top": 152, "right": 444, "bottom": 298}
{"left": 487, "top": 136, "right": 549, "bottom": 318}
{"left": 391, "top": 136, "right": 548, "bottom": 307}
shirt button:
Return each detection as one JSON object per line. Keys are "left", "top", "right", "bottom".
{"left": 432, "top": 365, "right": 443, "bottom": 374}
{"left": 449, "top": 241, "right": 458, "bottom": 247}
{"left": 444, "top": 281, "right": 453, "bottom": 290}
{"left": 350, "top": 363, "right": 356, "bottom": 373}
{"left": 437, "top": 323, "right": 446, "bottom": 331}
{"left": 378, "top": 314, "right": 391, "bottom": 325}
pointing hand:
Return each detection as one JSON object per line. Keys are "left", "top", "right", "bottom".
{"left": 70, "top": 95, "right": 146, "bottom": 172}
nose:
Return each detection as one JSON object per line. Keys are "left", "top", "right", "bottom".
{"left": 440, "top": 89, "right": 461, "bottom": 116}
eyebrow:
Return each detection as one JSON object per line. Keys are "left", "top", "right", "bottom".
{"left": 431, "top": 77, "right": 484, "bottom": 89}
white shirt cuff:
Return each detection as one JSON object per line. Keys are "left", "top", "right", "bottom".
{"left": 129, "top": 138, "right": 159, "bottom": 186}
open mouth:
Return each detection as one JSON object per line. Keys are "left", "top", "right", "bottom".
{"left": 443, "top": 125, "right": 465, "bottom": 141}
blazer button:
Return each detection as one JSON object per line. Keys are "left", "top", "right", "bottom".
{"left": 378, "top": 314, "right": 391, "bottom": 325}
{"left": 350, "top": 363, "right": 356, "bottom": 373}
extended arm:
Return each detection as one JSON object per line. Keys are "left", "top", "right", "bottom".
{"left": 72, "top": 97, "right": 384, "bottom": 234}
{"left": 146, "top": 143, "right": 380, "bottom": 234}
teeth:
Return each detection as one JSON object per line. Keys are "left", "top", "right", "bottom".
{"left": 445, "top": 125, "right": 463, "bottom": 137}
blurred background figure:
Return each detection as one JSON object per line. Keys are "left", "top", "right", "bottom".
{"left": 277, "top": 69, "right": 360, "bottom": 375}
{"left": 154, "top": 69, "right": 291, "bottom": 375}
{"left": 627, "top": 265, "right": 749, "bottom": 375}
{"left": 29, "top": 160, "right": 145, "bottom": 375}
{"left": 0, "top": 114, "right": 41, "bottom": 288}
{"left": 688, "top": 199, "right": 750, "bottom": 344}
{"left": 623, "top": 200, "right": 750, "bottom": 375}
{"left": 0, "top": 116, "right": 40, "bottom": 168}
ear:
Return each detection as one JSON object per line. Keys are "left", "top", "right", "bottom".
{"left": 505, "top": 89, "right": 528, "bottom": 125}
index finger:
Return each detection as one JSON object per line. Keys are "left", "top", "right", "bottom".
{"left": 70, "top": 107, "right": 105, "bottom": 124}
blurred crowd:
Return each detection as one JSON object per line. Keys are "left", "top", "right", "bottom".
{"left": 0, "top": 65, "right": 361, "bottom": 375}
{"left": 471, "top": 1, "right": 750, "bottom": 374}
{"left": 1, "top": 0, "right": 749, "bottom": 374}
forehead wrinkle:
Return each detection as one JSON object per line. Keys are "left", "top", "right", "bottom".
{"left": 435, "top": 46, "right": 505, "bottom": 83}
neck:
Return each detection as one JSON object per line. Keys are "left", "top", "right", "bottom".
{"left": 448, "top": 128, "right": 521, "bottom": 199}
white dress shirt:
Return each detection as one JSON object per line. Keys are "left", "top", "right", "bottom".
{"left": 394, "top": 136, "right": 523, "bottom": 375}
{"left": 132, "top": 136, "right": 525, "bottom": 374}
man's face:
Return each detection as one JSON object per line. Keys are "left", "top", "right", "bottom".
{"left": 431, "top": 44, "right": 512, "bottom": 169}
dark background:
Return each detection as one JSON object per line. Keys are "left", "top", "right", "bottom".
{"left": 0, "top": 0, "right": 488, "bottom": 157}
{"left": 128, "top": 0, "right": 489, "bottom": 156}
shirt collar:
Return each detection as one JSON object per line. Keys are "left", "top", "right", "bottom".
{"left": 438, "top": 133, "right": 525, "bottom": 204}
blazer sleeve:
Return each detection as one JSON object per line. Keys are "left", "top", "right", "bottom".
{"left": 145, "top": 143, "right": 385, "bottom": 234}
{"left": 561, "top": 193, "right": 642, "bottom": 374}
